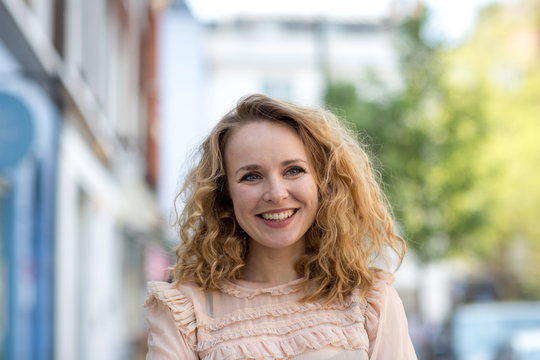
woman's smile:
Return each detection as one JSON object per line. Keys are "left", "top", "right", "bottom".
{"left": 257, "top": 208, "right": 298, "bottom": 229}
{"left": 259, "top": 209, "right": 295, "bottom": 221}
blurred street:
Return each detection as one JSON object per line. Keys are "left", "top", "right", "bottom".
{"left": 1, "top": 0, "right": 539, "bottom": 359}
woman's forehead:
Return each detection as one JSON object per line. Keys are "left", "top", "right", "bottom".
{"left": 224, "top": 121, "right": 309, "bottom": 168}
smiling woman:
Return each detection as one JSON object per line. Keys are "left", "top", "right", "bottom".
{"left": 145, "top": 94, "right": 417, "bottom": 359}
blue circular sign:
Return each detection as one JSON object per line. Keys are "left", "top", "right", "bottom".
{"left": 0, "top": 92, "right": 34, "bottom": 169}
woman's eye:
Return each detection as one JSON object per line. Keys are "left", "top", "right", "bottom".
{"left": 286, "top": 167, "right": 306, "bottom": 176}
{"left": 240, "top": 173, "right": 261, "bottom": 182}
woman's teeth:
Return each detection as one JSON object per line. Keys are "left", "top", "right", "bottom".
{"left": 261, "top": 209, "right": 295, "bottom": 221}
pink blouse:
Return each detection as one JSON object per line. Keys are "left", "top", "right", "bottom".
{"left": 145, "top": 272, "right": 417, "bottom": 359}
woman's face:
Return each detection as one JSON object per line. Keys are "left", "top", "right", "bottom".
{"left": 224, "top": 120, "right": 318, "bottom": 254}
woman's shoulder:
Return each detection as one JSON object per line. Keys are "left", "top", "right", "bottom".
{"left": 145, "top": 280, "right": 203, "bottom": 306}
{"left": 352, "top": 271, "right": 394, "bottom": 303}
{"left": 366, "top": 271, "right": 394, "bottom": 297}
{"left": 362, "top": 271, "right": 404, "bottom": 342}
{"left": 362, "top": 270, "right": 395, "bottom": 308}
{"left": 361, "top": 272, "right": 418, "bottom": 358}
{"left": 144, "top": 281, "right": 203, "bottom": 343}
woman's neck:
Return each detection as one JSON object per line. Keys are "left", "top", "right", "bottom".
{"left": 241, "top": 241, "right": 305, "bottom": 284}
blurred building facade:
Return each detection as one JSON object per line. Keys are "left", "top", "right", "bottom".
{"left": 204, "top": 15, "right": 404, "bottom": 122}
{"left": 0, "top": 0, "right": 168, "bottom": 359}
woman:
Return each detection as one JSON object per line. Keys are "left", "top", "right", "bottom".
{"left": 145, "top": 94, "right": 417, "bottom": 359}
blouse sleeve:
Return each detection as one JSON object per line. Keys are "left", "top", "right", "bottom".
{"left": 145, "top": 281, "right": 198, "bottom": 360}
{"left": 365, "top": 273, "right": 418, "bottom": 360}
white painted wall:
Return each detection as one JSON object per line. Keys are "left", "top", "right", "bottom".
{"left": 55, "top": 123, "right": 124, "bottom": 360}
{"left": 158, "top": 7, "right": 210, "bottom": 221}
{"left": 205, "top": 21, "right": 401, "bottom": 116}
{"left": 206, "top": 24, "right": 324, "bottom": 119}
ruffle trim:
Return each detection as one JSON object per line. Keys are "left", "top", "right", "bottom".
{"left": 204, "top": 293, "right": 364, "bottom": 332}
{"left": 199, "top": 310, "right": 364, "bottom": 347}
{"left": 219, "top": 278, "right": 303, "bottom": 299}
{"left": 364, "top": 271, "right": 393, "bottom": 342}
{"left": 199, "top": 324, "right": 369, "bottom": 360}
{"left": 145, "top": 281, "right": 198, "bottom": 350}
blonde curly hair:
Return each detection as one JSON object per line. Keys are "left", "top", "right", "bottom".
{"left": 172, "top": 94, "right": 405, "bottom": 304}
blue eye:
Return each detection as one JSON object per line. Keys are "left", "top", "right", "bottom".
{"left": 286, "top": 167, "right": 306, "bottom": 176}
{"left": 240, "top": 173, "right": 261, "bottom": 182}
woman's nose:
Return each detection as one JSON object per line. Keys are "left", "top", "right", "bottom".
{"left": 263, "top": 177, "right": 288, "bottom": 203}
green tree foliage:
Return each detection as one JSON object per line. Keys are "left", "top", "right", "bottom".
{"left": 446, "top": 0, "right": 540, "bottom": 298}
{"left": 325, "top": 10, "right": 489, "bottom": 262}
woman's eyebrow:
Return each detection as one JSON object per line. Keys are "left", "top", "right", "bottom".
{"left": 282, "top": 159, "right": 308, "bottom": 166}
{"left": 235, "top": 164, "right": 260, "bottom": 175}
{"left": 235, "top": 159, "right": 308, "bottom": 175}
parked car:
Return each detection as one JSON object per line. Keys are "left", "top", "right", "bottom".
{"left": 495, "top": 328, "right": 540, "bottom": 360}
{"left": 430, "top": 302, "right": 540, "bottom": 360}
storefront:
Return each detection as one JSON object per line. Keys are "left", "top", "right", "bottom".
{"left": 0, "top": 43, "right": 59, "bottom": 360}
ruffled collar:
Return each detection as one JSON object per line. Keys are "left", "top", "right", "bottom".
{"left": 220, "top": 277, "right": 304, "bottom": 299}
